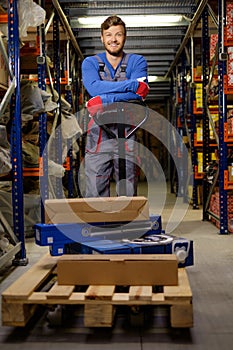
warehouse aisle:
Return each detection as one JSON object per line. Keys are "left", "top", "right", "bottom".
{"left": 1, "top": 185, "right": 233, "bottom": 350}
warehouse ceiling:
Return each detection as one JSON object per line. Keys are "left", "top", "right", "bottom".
{"left": 56, "top": 0, "right": 218, "bottom": 102}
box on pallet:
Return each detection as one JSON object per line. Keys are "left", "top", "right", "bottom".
{"left": 45, "top": 196, "right": 149, "bottom": 224}
{"left": 57, "top": 254, "right": 178, "bottom": 286}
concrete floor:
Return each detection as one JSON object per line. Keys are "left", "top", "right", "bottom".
{"left": 1, "top": 183, "right": 233, "bottom": 350}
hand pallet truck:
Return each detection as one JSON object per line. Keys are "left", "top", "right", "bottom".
{"left": 34, "top": 101, "right": 193, "bottom": 268}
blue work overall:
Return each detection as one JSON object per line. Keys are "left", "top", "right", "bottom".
{"left": 84, "top": 54, "right": 138, "bottom": 197}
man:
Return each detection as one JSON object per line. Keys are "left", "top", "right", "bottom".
{"left": 81, "top": 15, "right": 149, "bottom": 197}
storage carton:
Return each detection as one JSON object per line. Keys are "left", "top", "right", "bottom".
{"left": 228, "top": 166, "right": 233, "bottom": 182}
{"left": 57, "top": 254, "right": 178, "bottom": 286}
{"left": 45, "top": 196, "right": 149, "bottom": 224}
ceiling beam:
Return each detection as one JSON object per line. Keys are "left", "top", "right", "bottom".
{"left": 165, "top": 0, "right": 209, "bottom": 78}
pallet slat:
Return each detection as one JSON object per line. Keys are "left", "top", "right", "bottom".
{"left": 129, "top": 286, "right": 153, "bottom": 301}
{"left": 2, "top": 254, "right": 58, "bottom": 300}
{"left": 47, "top": 282, "right": 75, "bottom": 299}
{"left": 164, "top": 269, "right": 192, "bottom": 300}
{"left": 85, "top": 285, "right": 115, "bottom": 300}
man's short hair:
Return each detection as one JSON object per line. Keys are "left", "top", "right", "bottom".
{"left": 101, "top": 15, "right": 126, "bottom": 35}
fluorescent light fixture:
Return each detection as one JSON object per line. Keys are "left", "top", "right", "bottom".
{"left": 148, "top": 76, "right": 170, "bottom": 83}
{"left": 75, "top": 15, "right": 187, "bottom": 28}
{"left": 148, "top": 76, "right": 159, "bottom": 83}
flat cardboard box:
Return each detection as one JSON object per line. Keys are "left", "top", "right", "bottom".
{"left": 57, "top": 254, "right": 178, "bottom": 286}
{"left": 45, "top": 196, "right": 149, "bottom": 224}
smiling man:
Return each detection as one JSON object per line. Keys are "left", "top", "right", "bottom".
{"left": 81, "top": 15, "right": 149, "bottom": 198}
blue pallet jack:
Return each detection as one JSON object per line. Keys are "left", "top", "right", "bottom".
{"left": 34, "top": 214, "right": 193, "bottom": 267}
{"left": 34, "top": 102, "right": 193, "bottom": 268}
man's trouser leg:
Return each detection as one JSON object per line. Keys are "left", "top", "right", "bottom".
{"left": 113, "top": 150, "right": 137, "bottom": 197}
{"left": 85, "top": 152, "right": 113, "bottom": 197}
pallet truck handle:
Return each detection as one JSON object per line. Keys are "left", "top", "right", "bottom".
{"left": 93, "top": 100, "right": 148, "bottom": 140}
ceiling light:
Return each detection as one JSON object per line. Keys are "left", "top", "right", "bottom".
{"left": 148, "top": 76, "right": 159, "bottom": 83}
{"left": 74, "top": 15, "right": 187, "bottom": 28}
{"left": 148, "top": 76, "right": 170, "bottom": 83}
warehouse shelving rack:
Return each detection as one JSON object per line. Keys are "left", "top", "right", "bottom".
{"left": 201, "top": 6, "right": 212, "bottom": 221}
{"left": 182, "top": 0, "right": 233, "bottom": 234}
{"left": 0, "top": 0, "right": 84, "bottom": 267}
{"left": 201, "top": 0, "right": 233, "bottom": 234}
{"left": 0, "top": 0, "right": 28, "bottom": 266}
{"left": 31, "top": 1, "right": 84, "bottom": 211}
{"left": 211, "top": 0, "right": 232, "bottom": 233}
{"left": 188, "top": 49, "right": 200, "bottom": 209}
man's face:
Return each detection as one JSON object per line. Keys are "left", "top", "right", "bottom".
{"left": 101, "top": 25, "right": 126, "bottom": 56}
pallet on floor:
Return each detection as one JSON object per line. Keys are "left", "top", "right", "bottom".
{"left": 1, "top": 253, "right": 193, "bottom": 328}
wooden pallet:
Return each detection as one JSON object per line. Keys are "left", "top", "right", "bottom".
{"left": 2, "top": 253, "right": 193, "bottom": 328}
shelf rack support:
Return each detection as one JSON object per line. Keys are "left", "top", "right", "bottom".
{"left": 52, "top": 11, "right": 63, "bottom": 199}
{"left": 8, "top": 0, "right": 27, "bottom": 265}
{"left": 218, "top": 0, "right": 229, "bottom": 234}
{"left": 202, "top": 6, "right": 211, "bottom": 222}
{"left": 65, "top": 39, "right": 74, "bottom": 198}
{"left": 37, "top": 0, "right": 49, "bottom": 223}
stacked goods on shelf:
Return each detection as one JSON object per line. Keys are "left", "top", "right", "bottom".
{"left": 210, "top": 33, "right": 218, "bottom": 62}
{"left": 226, "top": 3, "right": 233, "bottom": 87}
{"left": 227, "top": 47, "right": 233, "bottom": 87}
{"left": 209, "top": 191, "right": 233, "bottom": 233}
{"left": 227, "top": 108, "right": 233, "bottom": 134}
{"left": 197, "top": 152, "right": 203, "bottom": 173}
{"left": 195, "top": 83, "right": 203, "bottom": 109}
{"left": 196, "top": 121, "right": 203, "bottom": 142}
{"left": 226, "top": 3, "right": 233, "bottom": 40}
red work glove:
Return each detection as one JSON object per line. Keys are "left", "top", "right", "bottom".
{"left": 86, "top": 96, "right": 103, "bottom": 116}
{"left": 136, "top": 81, "right": 149, "bottom": 100}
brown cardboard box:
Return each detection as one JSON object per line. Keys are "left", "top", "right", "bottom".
{"left": 229, "top": 166, "right": 233, "bottom": 182}
{"left": 45, "top": 196, "right": 149, "bottom": 224}
{"left": 57, "top": 254, "right": 178, "bottom": 286}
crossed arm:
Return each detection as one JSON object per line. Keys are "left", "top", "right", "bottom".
{"left": 81, "top": 54, "right": 149, "bottom": 114}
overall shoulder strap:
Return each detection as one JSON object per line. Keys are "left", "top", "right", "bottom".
{"left": 94, "top": 54, "right": 112, "bottom": 81}
{"left": 114, "top": 53, "right": 130, "bottom": 81}
{"left": 95, "top": 53, "right": 131, "bottom": 81}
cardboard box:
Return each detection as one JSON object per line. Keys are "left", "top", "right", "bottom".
{"left": 229, "top": 166, "right": 233, "bottom": 182}
{"left": 57, "top": 254, "right": 178, "bottom": 286}
{"left": 45, "top": 196, "right": 149, "bottom": 224}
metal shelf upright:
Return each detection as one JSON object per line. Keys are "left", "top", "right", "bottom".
{"left": 217, "top": 0, "right": 229, "bottom": 234}
{"left": 189, "top": 61, "right": 200, "bottom": 209}
{"left": 202, "top": 6, "right": 211, "bottom": 222}
{"left": 37, "top": 0, "right": 49, "bottom": 223}
{"left": 170, "top": 54, "right": 190, "bottom": 201}
{"left": 64, "top": 39, "right": 74, "bottom": 198}
{"left": 8, "top": 0, "right": 27, "bottom": 264}
{"left": 52, "top": 11, "right": 63, "bottom": 199}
